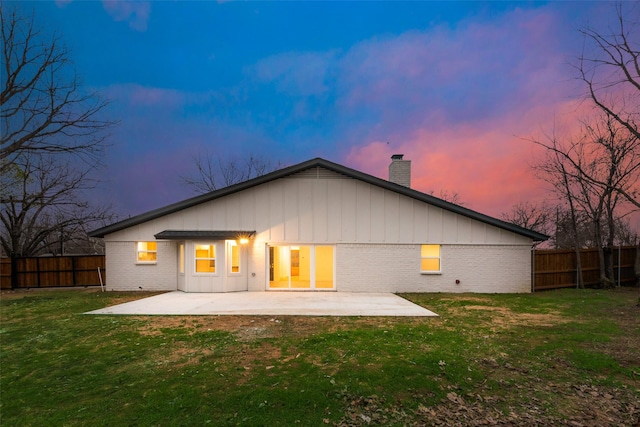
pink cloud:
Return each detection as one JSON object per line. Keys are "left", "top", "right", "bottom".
{"left": 102, "top": 0, "right": 150, "bottom": 32}
{"left": 345, "top": 95, "right": 597, "bottom": 219}
{"left": 338, "top": 7, "right": 602, "bottom": 219}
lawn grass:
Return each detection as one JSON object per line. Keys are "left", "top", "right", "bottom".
{"left": 1, "top": 288, "right": 638, "bottom": 426}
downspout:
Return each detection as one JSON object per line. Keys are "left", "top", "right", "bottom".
{"left": 531, "top": 246, "right": 535, "bottom": 293}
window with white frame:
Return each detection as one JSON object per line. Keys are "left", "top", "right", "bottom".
{"left": 179, "top": 243, "right": 185, "bottom": 274}
{"left": 136, "top": 242, "right": 157, "bottom": 263}
{"left": 227, "top": 240, "right": 241, "bottom": 275}
{"left": 420, "top": 244, "right": 441, "bottom": 273}
{"left": 195, "top": 244, "right": 216, "bottom": 273}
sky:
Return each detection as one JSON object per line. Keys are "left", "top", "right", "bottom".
{"left": 10, "top": 1, "right": 631, "bottom": 222}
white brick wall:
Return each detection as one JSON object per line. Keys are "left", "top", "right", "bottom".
{"left": 105, "top": 241, "right": 178, "bottom": 291}
{"left": 105, "top": 240, "right": 532, "bottom": 293}
{"left": 337, "top": 244, "right": 531, "bottom": 293}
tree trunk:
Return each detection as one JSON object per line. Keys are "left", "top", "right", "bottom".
{"left": 559, "top": 163, "right": 584, "bottom": 289}
{"left": 604, "top": 195, "right": 617, "bottom": 286}
{"left": 593, "top": 221, "right": 611, "bottom": 288}
{"left": 602, "top": 246, "right": 614, "bottom": 288}
{"left": 575, "top": 248, "right": 584, "bottom": 290}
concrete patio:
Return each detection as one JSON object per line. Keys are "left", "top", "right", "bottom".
{"left": 85, "top": 291, "right": 438, "bottom": 317}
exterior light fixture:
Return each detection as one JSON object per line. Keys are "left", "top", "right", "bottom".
{"left": 239, "top": 237, "right": 249, "bottom": 245}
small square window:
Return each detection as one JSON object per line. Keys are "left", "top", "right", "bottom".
{"left": 195, "top": 244, "right": 216, "bottom": 273}
{"left": 136, "top": 242, "right": 157, "bottom": 263}
{"left": 421, "top": 244, "right": 441, "bottom": 273}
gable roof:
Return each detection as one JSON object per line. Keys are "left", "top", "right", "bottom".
{"left": 89, "top": 157, "right": 548, "bottom": 241}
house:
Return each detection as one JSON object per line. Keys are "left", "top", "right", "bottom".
{"left": 89, "top": 156, "right": 547, "bottom": 293}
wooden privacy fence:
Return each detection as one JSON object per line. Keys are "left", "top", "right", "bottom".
{"left": 533, "top": 246, "right": 638, "bottom": 291}
{"left": 1, "top": 256, "right": 106, "bottom": 290}
{"left": 1, "top": 248, "right": 637, "bottom": 291}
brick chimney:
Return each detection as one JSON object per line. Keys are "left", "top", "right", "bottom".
{"left": 388, "top": 154, "right": 411, "bottom": 187}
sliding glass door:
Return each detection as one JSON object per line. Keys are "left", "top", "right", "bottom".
{"left": 268, "top": 245, "right": 334, "bottom": 290}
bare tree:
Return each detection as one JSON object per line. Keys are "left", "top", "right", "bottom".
{"left": 532, "top": 132, "right": 587, "bottom": 287}
{"left": 1, "top": 6, "right": 116, "bottom": 288}
{"left": 1, "top": 153, "right": 116, "bottom": 286}
{"left": 181, "top": 151, "right": 283, "bottom": 194}
{"left": 1, "top": 155, "right": 115, "bottom": 256}
{"left": 428, "top": 190, "right": 466, "bottom": 206}
{"left": 501, "top": 201, "right": 555, "bottom": 238}
{"left": 530, "top": 113, "right": 639, "bottom": 287}
{"left": 553, "top": 208, "right": 595, "bottom": 250}
{"left": 1, "top": 5, "right": 115, "bottom": 172}
{"left": 577, "top": 3, "right": 640, "bottom": 209}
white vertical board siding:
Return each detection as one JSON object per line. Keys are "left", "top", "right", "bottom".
{"left": 457, "top": 216, "right": 471, "bottom": 243}
{"left": 327, "top": 180, "right": 342, "bottom": 242}
{"left": 283, "top": 180, "right": 299, "bottom": 241}
{"left": 312, "top": 180, "right": 328, "bottom": 242}
{"left": 298, "top": 180, "right": 314, "bottom": 242}
{"left": 269, "top": 183, "right": 284, "bottom": 242}
{"left": 370, "top": 186, "right": 386, "bottom": 242}
{"left": 225, "top": 193, "right": 241, "bottom": 230}
{"left": 398, "top": 197, "right": 414, "bottom": 242}
{"left": 338, "top": 244, "right": 531, "bottom": 293}
{"left": 104, "top": 175, "right": 531, "bottom": 246}
{"left": 427, "top": 206, "right": 444, "bottom": 243}
{"left": 413, "top": 202, "right": 427, "bottom": 242}
{"left": 355, "top": 181, "right": 371, "bottom": 242}
{"left": 105, "top": 241, "right": 177, "bottom": 291}
{"left": 254, "top": 185, "right": 270, "bottom": 233}
{"left": 341, "top": 180, "right": 357, "bottom": 241}
{"left": 240, "top": 190, "right": 255, "bottom": 229}
{"left": 101, "top": 171, "right": 536, "bottom": 292}
{"left": 384, "top": 192, "right": 400, "bottom": 242}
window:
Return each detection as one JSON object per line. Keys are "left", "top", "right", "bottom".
{"left": 179, "top": 243, "right": 184, "bottom": 274}
{"left": 421, "top": 244, "right": 441, "bottom": 273}
{"left": 195, "top": 244, "right": 216, "bottom": 273}
{"left": 227, "top": 240, "right": 240, "bottom": 274}
{"left": 136, "top": 242, "right": 157, "bottom": 263}
{"left": 315, "top": 246, "right": 334, "bottom": 289}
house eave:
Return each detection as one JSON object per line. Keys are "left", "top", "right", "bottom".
{"left": 89, "top": 158, "right": 548, "bottom": 242}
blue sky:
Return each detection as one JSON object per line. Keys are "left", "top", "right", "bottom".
{"left": 12, "top": 1, "right": 624, "bottom": 219}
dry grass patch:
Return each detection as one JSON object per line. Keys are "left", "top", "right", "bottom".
{"left": 461, "top": 305, "right": 567, "bottom": 328}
